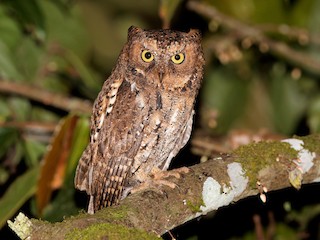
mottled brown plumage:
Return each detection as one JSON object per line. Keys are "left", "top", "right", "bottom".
{"left": 74, "top": 26, "right": 205, "bottom": 214}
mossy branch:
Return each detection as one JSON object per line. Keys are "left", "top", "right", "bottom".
{"left": 8, "top": 135, "right": 320, "bottom": 239}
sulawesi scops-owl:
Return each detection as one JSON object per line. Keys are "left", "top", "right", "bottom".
{"left": 75, "top": 26, "right": 205, "bottom": 213}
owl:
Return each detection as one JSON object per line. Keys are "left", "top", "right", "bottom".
{"left": 74, "top": 26, "right": 205, "bottom": 214}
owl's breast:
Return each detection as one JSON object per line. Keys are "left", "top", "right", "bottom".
{"left": 131, "top": 91, "right": 194, "bottom": 178}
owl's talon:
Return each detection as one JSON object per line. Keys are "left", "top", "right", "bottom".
{"left": 130, "top": 179, "right": 175, "bottom": 196}
{"left": 155, "top": 179, "right": 176, "bottom": 189}
{"left": 152, "top": 166, "right": 190, "bottom": 180}
{"left": 131, "top": 167, "right": 189, "bottom": 195}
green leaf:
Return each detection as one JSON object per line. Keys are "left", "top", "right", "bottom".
{"left": 3, "top": 0, "right": 46, "bottom": 41}
{"left": 14, "top": 37, "right": 43, "bottom": 81}
{"left": 0, "top": 166, "right": 39, "bottom": 229}
{"left": 307, "top": 95, "right": 320, "bottom": 133}
{"left": 270, "top": 63, "right": 308, "bottom": 135}
{"left": 0, "top": 97, "right": 11, "bottom": 122}
{"left": 0, "top": 167, "right": 9, "bottom": 185}
{"left": 0, "top": 127, "right": 19, "bottom": 159}
{"left": 0, "top": 42, "right": 22, "bottom": 80}
{"left": 42, "top": 186, "right": 79, "bottom": 222}
{"left": 40, "top": 0, "right": 89, "bottom": 59}
{"left": 31, "top": 106, "right": 60, "bottom": 123}
{"left": 201, "top": 67, "right": 248, "bottom": 134}
{"left": 8, "top": 97, "right": 32, "bottom": 121}
{"left": 63, "top": 49, "right": 96, "bottom": 89}
{"left": 0, "top": 5, "right": 21, "bottom": 50}
{"left": 22, "top": 138, "right": 46, "bottom": 168}
{"left": 65, "top": 115, "right": 89, "bottom": 183}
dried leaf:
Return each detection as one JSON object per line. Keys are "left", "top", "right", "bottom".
{"left": 36, "top": 114, "right": 78, "bottom": 216}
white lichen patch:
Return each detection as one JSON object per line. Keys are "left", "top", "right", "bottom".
{"left": 7, "top": 212, "right": 32, "bottom": 240}
{"left": 282, "top": 138, "right": 316, "bottom": 173}
{"left": 227, "top": 162, "right": 248, "bottom": 196}
{"left": 200, "top": 162, "right": 248, "bottom": 214}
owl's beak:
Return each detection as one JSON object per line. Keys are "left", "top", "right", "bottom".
{"left": 158, "top": 71, "right": 165, "bottom": 83}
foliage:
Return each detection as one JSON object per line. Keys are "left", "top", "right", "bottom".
{"left": 200, "top": 0, "right": 320, "bottom": 136}
{"left": 0, "top": 0, "right": 320, "bottom": 239}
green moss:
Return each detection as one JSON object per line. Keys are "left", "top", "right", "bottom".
{"left": 295, "top": 134, "right": 320, "bottom": 153}
{"left": 95, "top": 205, "right": 129, "bottom": 220}
{"left": 66, "top": 223, "right": 159, "bottom": 240}
{"left": 232, "top": 141, "right": 299, "bottom": 187}
{"left": 186, "top": 198, "right": 204, "bottom": 213}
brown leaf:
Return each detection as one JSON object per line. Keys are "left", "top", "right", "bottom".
{"left": 36, "top": 115, "right": 78, "bottom": 216}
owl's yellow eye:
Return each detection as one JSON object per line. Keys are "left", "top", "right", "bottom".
{"left": 171, "top": 53, "right": 185, "bottom": 64}
{"left": 141, "top": 50, "right": 154, "bottom": 62}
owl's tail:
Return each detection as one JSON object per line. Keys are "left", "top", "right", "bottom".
{"left": 93, "top": 156, "right": 133, "bottom": 212}
{"left": 75, "top": 147, "right": 133, "bottom": 213}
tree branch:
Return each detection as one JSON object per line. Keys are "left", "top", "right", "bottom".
{"left": 257, "top": 24, "right": 320, "bottom": 46}
{"left": 0, "top": 81, "right": 92, "bottom": 114}
{"left": 187, "top": 1, "right": 320, "bottom": 75}
{"left": 0, "top": 121, "right": 56, "bottom": 143}
{"left": 8, "top": 134, "right": 320, "bottom": 239}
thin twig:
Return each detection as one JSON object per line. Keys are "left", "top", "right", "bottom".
{"left": 187, "top": 1, "right": 320, "bottom": 75}
{"left": 0, "top": 121, "right": 57, "bottom": 143}
{"left": 0, "top": 81, "right": 92, "bottom": 114}
{"left": 257, "top": 24, "right": 320, "bottom": 46}
{"left": 0, "top": 121, "right": 57, "bottom": 132}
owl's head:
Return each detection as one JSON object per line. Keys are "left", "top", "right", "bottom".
{"left": 122, "top": 26, "right": 204, "bottom": 93}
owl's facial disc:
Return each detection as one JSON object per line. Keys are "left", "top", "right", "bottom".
{"left": 128, "top": 37, "right": 199, "bottom": 90}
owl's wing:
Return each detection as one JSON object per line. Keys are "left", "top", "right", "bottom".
{"left": 91, "top": 80, "right": 147, "bottom": 212}
{"left": 74, "top": 145, "right": 91, "bottom": 192}
{"left": 179, "top": 110, "right": 194, "bottom": 151}
{"left": 74, "top": 42, "right": 130, "bottom": 196}
{"left": 75, "top": 74, "right": 146, "bottom": 213}
{"left": 74, "top": 74, "right": 123, "bottom": 193}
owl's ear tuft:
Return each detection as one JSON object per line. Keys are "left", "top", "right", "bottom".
{"left": 128, "top": 26, "right": 143, "bottom": 40}
{"left": 187, "top": 29, "right": 202, "bottom": 41}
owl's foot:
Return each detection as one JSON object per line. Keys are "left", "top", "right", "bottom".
{"left": 151, "top": 166, "right": 189, "bottom": 186}
{"left": 131, "top": 167, "right": 189, "bottom": 194}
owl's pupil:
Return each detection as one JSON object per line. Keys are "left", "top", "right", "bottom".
{"left": 145, "top": 52, "right": 152, "bottom": 59}
{"left": 175, "top": 55, "right": 180, "bottom": 60}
